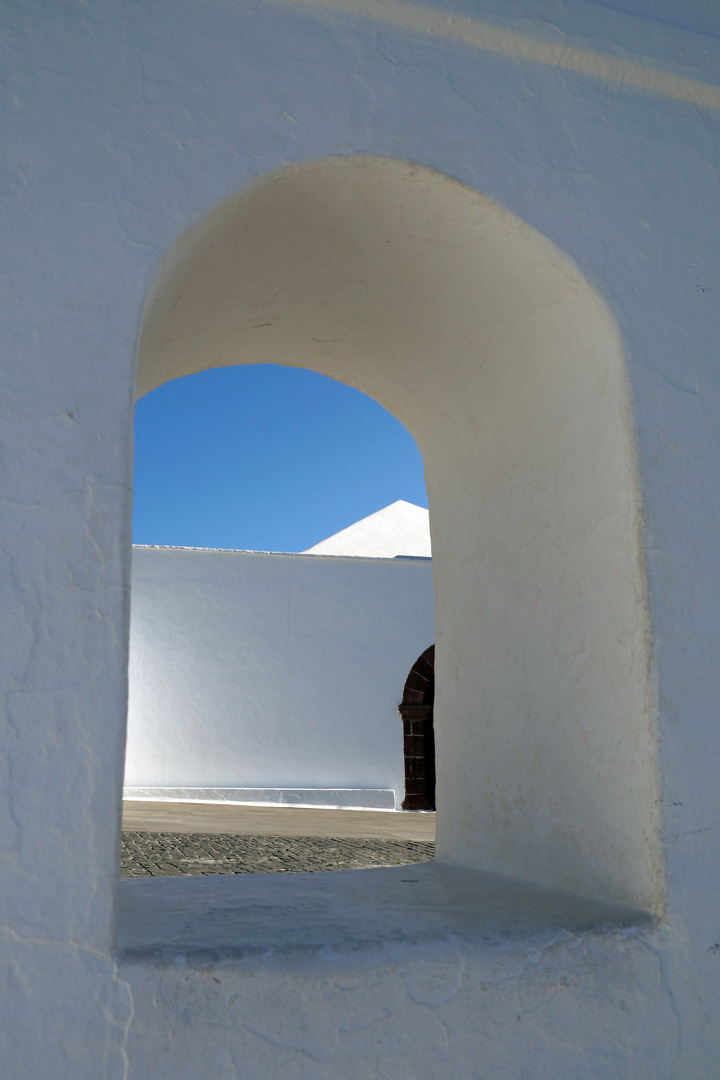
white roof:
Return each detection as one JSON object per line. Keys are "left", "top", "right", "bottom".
{"left": 303, "top": 500, "right": 431, "bottom": 559}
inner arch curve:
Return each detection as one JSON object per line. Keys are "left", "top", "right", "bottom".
{"left": 137, "top": 155, "right": 660, "bottom": 911}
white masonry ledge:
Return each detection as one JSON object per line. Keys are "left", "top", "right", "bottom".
{"left": 123, "top": 787, "right": 396, "bottom": 810}
{"left": 116, "top": 861, "right": 653, "bottom": 968}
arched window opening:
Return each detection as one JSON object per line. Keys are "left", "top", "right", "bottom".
{"left": 124, "top": 155, "right": 660, "bottom": 912}
{"left": 399, "top": 645, "right": 436, "bottom": 811}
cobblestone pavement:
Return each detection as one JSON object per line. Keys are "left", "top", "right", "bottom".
{"left": 121, "top": 831, "right": 435, "bottom": 877}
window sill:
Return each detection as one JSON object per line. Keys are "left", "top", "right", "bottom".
{"left": 116, "top": 861, "right": 652, "bottom": 968}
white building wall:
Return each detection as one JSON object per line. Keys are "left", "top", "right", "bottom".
{"left": 125, "top": 546, "right": 434, "bottom": 806}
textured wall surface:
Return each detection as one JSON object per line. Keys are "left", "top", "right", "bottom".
{"left": 1, "top": 0, "right": 719, "bottom": 1076}
{"left": 125, "top": 545, "right": 434, "bottom": 800}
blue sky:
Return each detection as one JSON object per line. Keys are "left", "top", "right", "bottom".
{"left": 132, "top": 364, "right": 428, "bottom": 552}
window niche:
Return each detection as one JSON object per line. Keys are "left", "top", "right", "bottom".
{"left": 124, "top": 155, "right": 660, "bottom": 942}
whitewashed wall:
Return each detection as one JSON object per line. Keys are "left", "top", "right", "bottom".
{"left": 125, "top": 546, "right": 434, "bottom": 806}
{"left": 2, "top": 2, "right": 720, "bottom": 1078}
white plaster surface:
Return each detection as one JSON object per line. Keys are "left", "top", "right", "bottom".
{"left": 124, "top": 546, "right": 434, "bottom": 807}
{"left": 303, "top": 499, "right": 431, "bottom": 557}
{"left": 2, "top": 1, "right": 720, "bottom": 1076}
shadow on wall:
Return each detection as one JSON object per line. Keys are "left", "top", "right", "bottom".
{"left": 134, "top": 155, "right": 660, "bottom": 911}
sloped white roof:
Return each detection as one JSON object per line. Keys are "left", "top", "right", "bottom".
{"left": 303, "top": 500, "right": 431, "bottom": 559}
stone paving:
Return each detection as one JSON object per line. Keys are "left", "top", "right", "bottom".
{"left": 120, "top": 831, "right": 436, "bottom": 877}
{"left": 122, "top": 800, "right": 436, "bottom": 841}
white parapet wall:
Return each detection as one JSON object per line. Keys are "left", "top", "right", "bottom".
{"left": 124, "top": 546, "right": 434, "bottom": 809}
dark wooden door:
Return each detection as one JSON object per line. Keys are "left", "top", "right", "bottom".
{"left": 398, "top": 645, "right": 435, "bottom": 810}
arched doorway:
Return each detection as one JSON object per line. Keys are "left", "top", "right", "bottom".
{"left": 399, "top": 645, "right": 436, "bottom": 811}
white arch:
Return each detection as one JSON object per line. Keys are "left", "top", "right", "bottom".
{"left": 138, "top": 156, "right": 660, "bottom": 910}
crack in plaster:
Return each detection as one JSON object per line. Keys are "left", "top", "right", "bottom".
{"left": 675, "top": 819, "right": 720, "bottom": 838}
{"left": 636, "top": 935, "right": 683, "bottom": 1072}
{"left": 0, "top": 925, "right": 135, "bottom": 1079}
{"left": 112, "top": 961, "right": 135, "bottom": 1080}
